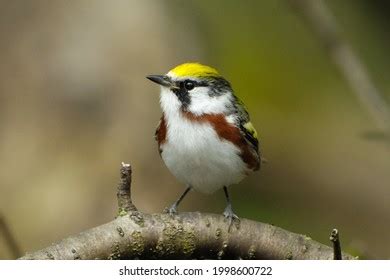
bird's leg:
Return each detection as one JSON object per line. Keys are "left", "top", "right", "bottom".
{"left": 165, "top": 186, "right": 192, "bottom": 216}
{"left": 223, "top": 186, "right": 239, "bottom": 231}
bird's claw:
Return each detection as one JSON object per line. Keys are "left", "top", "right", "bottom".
{"left": 164, "top": 204, "right": 178, "bottom": 217}
{"left": 223, "top": 204, "right": 240, "bottom": 232}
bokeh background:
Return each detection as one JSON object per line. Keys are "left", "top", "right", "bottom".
{"left": 0, "top": 0, "right": 389, "bottom": 259}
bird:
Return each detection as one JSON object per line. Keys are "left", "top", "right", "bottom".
{"left": 147, "top": 62, "right": 261, "bottom": 228}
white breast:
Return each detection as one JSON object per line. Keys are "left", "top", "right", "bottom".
{"left": 159, "top": 88, "right": 247, "bottom": 193}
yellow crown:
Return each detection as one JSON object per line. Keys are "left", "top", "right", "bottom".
{"left": 169, "top": 62, "right": 221, "bottom": 78}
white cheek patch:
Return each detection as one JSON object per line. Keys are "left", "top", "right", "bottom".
{"left": 188, "top": 88, "right": 232, "bottom": 116}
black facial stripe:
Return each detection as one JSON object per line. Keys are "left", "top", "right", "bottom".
{"left": 172, "top": 86, "right": 191, "bottom": 109}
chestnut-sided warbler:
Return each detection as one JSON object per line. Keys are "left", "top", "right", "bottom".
{"left": 147, "top": 63, "right": 261, "bottom": 227}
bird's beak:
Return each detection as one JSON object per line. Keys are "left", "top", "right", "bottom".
{"left": 146, "top": 75, "right": 173, "bottom": 88}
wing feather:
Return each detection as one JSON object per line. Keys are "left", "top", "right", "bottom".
{"left": 233, "top": 95, "right": 259, "bottom": 153}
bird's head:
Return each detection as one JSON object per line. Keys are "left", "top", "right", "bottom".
{"left": 147, "top": 62, "right": 234, "bottom": 116}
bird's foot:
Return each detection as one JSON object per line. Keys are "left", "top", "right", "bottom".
{"left": 163, "top": 203, "right": 178, "bottom": 217}
{"left": 223, "top": 204, "right": 240, "bottom": 232}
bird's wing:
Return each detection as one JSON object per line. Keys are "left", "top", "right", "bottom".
{"left": 233, "top": 95, "right": 260, "bottom": 153}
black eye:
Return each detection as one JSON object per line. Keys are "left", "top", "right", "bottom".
{"left": 184, "top": 81, "right": 195, "bottom": 91}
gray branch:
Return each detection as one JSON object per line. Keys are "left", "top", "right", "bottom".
{"left": 20, "top": 212, "right": 354, "bottom": 260}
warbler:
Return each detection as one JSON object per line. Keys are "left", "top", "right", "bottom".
{"left": 147, "top": 62, "right": 261, "bottom": 227}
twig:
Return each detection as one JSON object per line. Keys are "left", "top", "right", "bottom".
{"left": 330, "top": 228, "right": 342, "bottom": 260}
{"left": 117, "top": 162, "right": 137, "bottom": 214}
{"left": 0, "top": 213, "right": 22, "bottom": 259}
{"left": 287, "top": 0, "right": 390, "bottom": 135}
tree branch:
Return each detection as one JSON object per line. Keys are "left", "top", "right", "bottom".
{"left": 19, "top": 212, "right": 354, "bottom": 260}
{"left": 19, "top": 162, "right": 355, "bottom": 260}
{"left": 287, "top": 0, "right": 390, "bottom": 136}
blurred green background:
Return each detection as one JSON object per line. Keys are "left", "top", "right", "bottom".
{"left": 0, "top": 0, "right": 389, "bottom": 259}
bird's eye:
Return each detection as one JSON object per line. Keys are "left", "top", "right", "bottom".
{"left": 184, "top": 81, "right": 195, "bottom": 91}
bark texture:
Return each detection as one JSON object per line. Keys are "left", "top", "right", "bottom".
{"left": 20, "top": 212, "right": 354, "bottom": 260}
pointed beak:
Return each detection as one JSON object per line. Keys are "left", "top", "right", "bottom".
{"left": 146, "top": 75, "right": 172, "bottom": 88}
